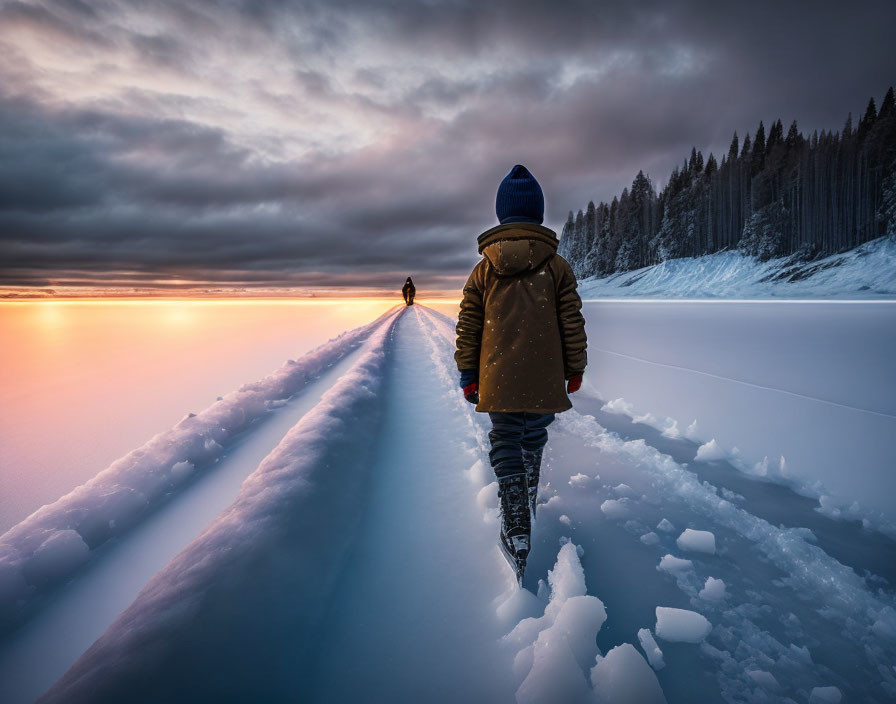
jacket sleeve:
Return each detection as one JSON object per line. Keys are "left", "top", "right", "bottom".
{"left": 455, "top": 262, "right": 485, "bottom": 372}
{"left": 553, "top": 256, "right": 587, "bottom": 377}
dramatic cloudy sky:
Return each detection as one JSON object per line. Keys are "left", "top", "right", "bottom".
{"left": 1, "top": 0, "right": 894, "bottom": 294}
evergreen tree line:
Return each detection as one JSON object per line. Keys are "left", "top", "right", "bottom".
{"left": 558, "top": 87, "right": 896, "bottom": 279}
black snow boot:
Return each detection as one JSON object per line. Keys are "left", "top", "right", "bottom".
{"left": 498, "top": 473, "right": 531, "bottom": 585}
{"left": 522, "top": 447, "right": 543, "bottom": 518}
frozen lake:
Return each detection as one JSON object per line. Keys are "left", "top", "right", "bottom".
{"left": 1, "top": 301, "right": 895, "bottom": 703}
{"left": 3, "top": 298, "right": 893, "bottom": 533}
{"left": 0, "top": 299, "right": 399, "bottom": 531}
{"left": 577, "top": 300, "right": 896, "bottom": 531}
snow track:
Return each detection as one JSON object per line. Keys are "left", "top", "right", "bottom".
{"left": 2, "top": 303, "right": 894, "bottom": 703}
{"left": 305, "top": 307, "right": 514, "bottom": 702}
{"left": 0, "top": 335, "right": 376, "bottom": 703}
{"left": 37, "top": 308, "right": 402, "bottom": 703}
{"left": 0, "top": 307, "right": 399, "bottom": 632}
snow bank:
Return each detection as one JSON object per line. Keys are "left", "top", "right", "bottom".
{"left": 577, "top": 235, "right": 896, "bottom": 299}
{"left": 675, "top": 528, "right": 716, "bottom": 554}
{"left": 22, "top": 530, "right": 89, "bottom": 587}
{"left": 655, "top": 606, "right": 713, "bottom": 643}
{"left": 39, "top": 310, "right": 401, "bottom": 703}
{"left": 0, "top": 306, "right": 401, "bottom": 629}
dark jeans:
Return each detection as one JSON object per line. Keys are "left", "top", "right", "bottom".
{"left": 487, "top": 412, "right": 556, "bottom": 479}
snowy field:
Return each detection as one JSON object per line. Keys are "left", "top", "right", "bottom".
{"left": 1, "top": 302, "right": 895, "bottom": 703}
{"left": 576, "top": 234, "right": 896, "bottom": 299}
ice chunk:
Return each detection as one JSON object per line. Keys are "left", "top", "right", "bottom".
{"left": 600, "top": 499, "right": 629, "bottom": 519}
{"left": 720, "top": 488, "right": 743, "bottom": 501}
{"left": 809, "top": 686, "right": 842, "bottom": 703}
{"left": 568, "top": 473, "right": 590, "bottom": 488}
{"left": 507, "top": 543, "right": 608, "bottom": 703}
{"left": 695, "top": 438, "right": 726, "bottom": 461}
{"left": 23, "top": 530, "right": 90, "bottom": 585}
{"left": 698, "top": 577, "right": 726, "bottom": 601}
{"left": 637, "top": 628, "right": 665, "bottom": 670}
{"left": 657, "top": 554, "right": 692, "bottom": 572}
{"left": 676, "top": 529, "right": 716, "bottom": 554}
{"left": 557, "top": 536, "right": 585, "bottom": 559}
{"left": 547, "top": 541, "right": 588, "bottom": 608}
{"left": 591, "top": 643, "right": 667, "bottom": 704}
{"left": 788, "top": 644, "right": 812, "bottom": 664}
{"left": 747, "top": 670, "right": 779, "bottom": 690}
{"left": 655, "top": 607, "right": 712, "bottom": 643}
{"left": 543, "top": 495, "right": 563, "bottom": 510}
{"left": 551, "top": 595, "right": 609, "bottom": 670}
{"left": 640, "top": 532, "right": 659, "bottom": 546}
{"left": 871, "top": 606, "right": 896, "bottom": 640}
{"left": 516, "top": 629, "right": 592, "bottom": 704}
{"left": 656, "top": 518, "right": 675, "bottom": 532}
{"left": 612, "top": 483, "right": 636, "bottom": 497}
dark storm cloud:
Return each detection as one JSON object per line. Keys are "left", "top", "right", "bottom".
{"left": 1, "top": 0, "right": 894, "bottom": 291}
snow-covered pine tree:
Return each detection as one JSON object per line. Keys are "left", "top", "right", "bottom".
{"left": 557, "top": 87, "right": 896, "bottom": 277}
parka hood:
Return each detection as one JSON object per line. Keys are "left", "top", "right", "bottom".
{"left": 477, "top": 222, "right": 558, "bottom": 276}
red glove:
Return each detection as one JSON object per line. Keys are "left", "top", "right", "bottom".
{"left": 463, "top": 382, "right": 479, "bottom": 405}
{"left": 567, "top": 374, "right": 583, "bottom": 394}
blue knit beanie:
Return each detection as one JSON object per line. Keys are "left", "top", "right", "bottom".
{"left": 496, "top": 164, "right": 544, "bottom": 225}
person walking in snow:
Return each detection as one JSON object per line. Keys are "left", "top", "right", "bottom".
{"left": 455, "top": 164, "right": 587, "bottom": 585}
{"left": 402, "top": 277, "right": 416, "bottom": 306}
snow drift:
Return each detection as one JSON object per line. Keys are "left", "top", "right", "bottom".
{"left": 0, "top": 306, "right": 401, "bottom": 631}
{"left": 577, "top": 235, "right": 896, "bottom": 299}
{"left": 39, "top": 309, "right": 401, "bottom": 703}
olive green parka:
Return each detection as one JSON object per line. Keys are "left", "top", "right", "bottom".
{"left": 454, "top": 222, "right": 587, "bottom": 413}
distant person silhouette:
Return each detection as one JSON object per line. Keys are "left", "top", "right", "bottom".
{"left": 402, "top": 277, "right": 416, "bottom": 306}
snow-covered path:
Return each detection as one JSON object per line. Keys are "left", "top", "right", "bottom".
{"left": 306, "top": 307, "right": 514, "bottom": 702}
{"left": 0, "top": 339, "right": 370, "bottom": 703}
{"left": 2, "top": 303, "right": 895, "bottom": 703}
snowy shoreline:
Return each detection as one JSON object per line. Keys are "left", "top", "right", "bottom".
{"left": 576, "top": 235, "right": 896, "bottom": 299}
